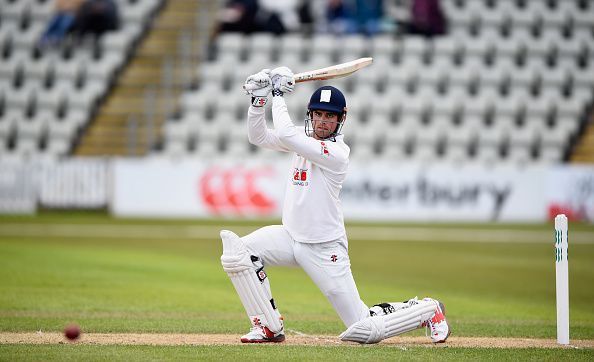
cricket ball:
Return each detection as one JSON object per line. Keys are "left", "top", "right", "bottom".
{"left": 64, "top": 323, "right": 81, "bottom": 341}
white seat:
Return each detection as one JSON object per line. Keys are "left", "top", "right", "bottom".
{"left": 479, "top": 64, "right": 513, "bottom": 87}
{"left": 45, "top": 137, "right": 71, "bottom": 157}
{"left": 506, "top": 144, "right": 532, "bottom": 166}
{"left": 371, "top": 34, "right": 397, "bottom": 56}
{"left": 495, "top": 94, "right": 527, "bottom": 118}
{"left": 350, "top": 142, "right": 376, "bottom": 162}
{"left": 402, "top": 37, "right": 430, "bottom": 57}
{"left": 37, "top": 85, "right": 68, "bottom": 112}
{"left": 511, "top": 64, "right": 541, "bottom": 88}
{"left": 2, "top": 0, "right": 30, "bottom": 19}
{"left": 447, "top": 123, "right": 478, "bottom": 147}
{"left": 556, "top": 97, "right": 585, "bottom": 119}
{"left": 247, "top": 51, "right": 270, "bottom": 67}
{"left": 48, "top": 118, "right": 78, "bottom": 140}
{"left": 86, "top": 53, "right": 125, "bottom": 80}
{"left": 538, "top": 145, "right": 563, "bottom": 164}
{"left": 30, "top": 0, "right": 54, "bottom": 20}
{"left": 572, "top": 66, "right": 594, "bottom": 89}
{"left": 217, "top": 33, "right": 245, "bottom": 56}
{"left": 481, "top": 5, "right": 510, "bottom": 28}
{"left": 12, "top": 23, "right": 44, "bottom": 50}
{"left": 24, "top": 56, "right": 55, "bottom": 81}
{"left": 339, "top": 34, "right": 368, "bottom": 57}
{"left": 433, "top": 36, "right": 463, "bottom": 59}
{"left": 444, "top": 142, "right": 470, "bottom": 163}
{"left": 541, "top": 66, "right": 570, "bottom": 88}
{"left": 448, "top": 64, "right": 480, "bottom": 87}
{"left": 163, "top": 121, "right": 190, "bottom": 143}
{"left": 59, "top": 106, "right": 88, "bottom": 128}
{"left": 465, "top": 35, "right": 493, "bottom": 58}
{"left": 162, "top": 138, "right": 187, "bottom": 157}
{"left": 494, "top": 36, "right": 522, "bottom": 58}
{"left": 417, "top": 63, "right": 448, "bottom": 86}
{"left": 194, "top": 131, "right": 220, "bottom": 158}
{"left": 0, "top": 114, "right": 17, "bottom": 140}
{"left": 401, "top": 96, "right": 431, "bottom": 117}
{"left": 509, "top": 125, "right": 537, "bottom": 148}
{"left": 416, "top": 124, "right": 445, "bottom": 147}
{"left": 279, "top": 33, "right": 306, "bottom": 55}
{"left": 13, "top": 137, "right": 40, "bottom": 158}
{"left": 248, "top": 33, "right": 275, "bottom": 56}
{"left": 463, "top": 93, "right": 494, "bottom": 118}
{"left": 5, "top": 86, "right": 35, "bottom": 109}
{"left": 444, "top": 2, "right": 478, "bottom": 26}
{"left": 101, "top": 30, "right": 136, "bottom": 52}
{"left": 16, "top": 115, "right": 49, "bottom": 140}
{"left": 54, "top": 57, "right": 85, "bottom": 81}
{"left": 66, "top": 84, "right": 102, "bottom": 110}
{"left": 304, "top": 52, "right": 334, "bottom": 70}
{"left": 541, "top": 124, "right": 571, "bottom": 147}
{"left": 198, "top": 62, "right": 229, "bottom": 85}
{"left": 120, "top": 0, "right": 156, "bottom": 22}
{"left": 0, "top": 53, "right": 26, "bottom": 80}
{"left": 383, "top": 128, "right": 410, "bottom": 160}
{"left": 510, "top": 8, "right": 538, "bottom": 29}
{"left": 525, "top": 96, "right": 555, "bottom": 119}
{"left": 572, "top": 9, "right": 594, "bottom": 28}
{"left": 311, "top": 34, "right": 337, "bottom": 56}
{"left": 474, "top": 144, "right": 500, "bottom": 164}
{"left": 388, "top": 61, "right": 420, "bottom": 88}
{"left": 412, "top": 143, "right": 438, "bottom": 164}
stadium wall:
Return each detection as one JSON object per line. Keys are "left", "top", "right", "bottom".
{"left": 1, "top": 158, "right": 593, "bottom": 223}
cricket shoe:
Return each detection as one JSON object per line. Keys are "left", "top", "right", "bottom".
{"left": 423, "top": 298, "right": 451, "bottom": 343}
{"left": 240, "top": 326, "right": 285, "bottom": 343}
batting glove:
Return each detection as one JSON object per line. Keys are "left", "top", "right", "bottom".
{"left": 244, "top": 68, "right": 272, "bottom": 107}
{"left": 270, "top": 66, "right": 295, "bottom": 96}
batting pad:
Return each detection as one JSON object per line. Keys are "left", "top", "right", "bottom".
{"left": 340, "top": 299, "right": 436, "bottom": 344}
{"left": 220, "top": 230, "right": 283, "bottom": 333}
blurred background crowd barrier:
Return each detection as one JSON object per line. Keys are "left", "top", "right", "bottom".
{"left": 1, "top": 157, "right": 593, "bottom": 222}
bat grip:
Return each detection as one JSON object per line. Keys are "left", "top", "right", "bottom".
{"left": 243, "top": 83, "right": 259, "bottom": 91}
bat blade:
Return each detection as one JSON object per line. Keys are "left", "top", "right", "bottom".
{"left": 294, "top": 57, "right": 373, "bottom": 83}
{"left": 242, "top": 57, "right": 373, "bottom": 91}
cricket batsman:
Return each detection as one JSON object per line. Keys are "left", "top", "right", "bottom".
{"left": 220, "top": 66, "right": 450, "bottom": 344}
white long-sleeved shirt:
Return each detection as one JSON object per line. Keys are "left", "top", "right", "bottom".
{"left": 247, "top": 96, "right": 349, "bottom": 243}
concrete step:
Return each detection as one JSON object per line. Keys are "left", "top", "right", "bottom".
{"left": 75, "top": 0, "right": 208, "bottom": 156}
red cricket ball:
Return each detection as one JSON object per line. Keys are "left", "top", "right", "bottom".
{"left": 64, "top": 323, "right": 81, "bottom": 341}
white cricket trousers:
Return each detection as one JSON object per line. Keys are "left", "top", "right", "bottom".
{"left": 242, "top": 225, "right": 370, "bottom": 327}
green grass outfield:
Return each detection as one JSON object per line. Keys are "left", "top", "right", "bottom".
{"left": 1, "top": 212, "right": 593, "bottom": 360}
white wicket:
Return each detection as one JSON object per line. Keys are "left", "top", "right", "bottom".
{"left": 554, "top": 214, "right": 569, "bottom": 345}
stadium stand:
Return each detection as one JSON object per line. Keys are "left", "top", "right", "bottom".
{"left": 157, "top": 0, "right": 594, "bottom": 166}
{"left": 0, "top": 0, "right": 162, "bottom": 160}
{"left": 1, "top": 0, "right": 593, "bottom": 165}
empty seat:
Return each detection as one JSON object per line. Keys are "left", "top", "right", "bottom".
{"left": 248, "top": 33, "right": 276, "bottom": 56}
{"left": 16, "top": 114, "right": 49, "bottom": 140}
{"left": 371, "top": 34, "right": 398, "bottom": 56}
{"left": 278, "top": 33, "right": 306, "bottom": 55}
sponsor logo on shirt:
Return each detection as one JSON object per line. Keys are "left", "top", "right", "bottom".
{"left": 292, "top": 168, "right": 308, "bottom": 186}
{"left": 320, "top": 142, "right": 329, "bottom": 157}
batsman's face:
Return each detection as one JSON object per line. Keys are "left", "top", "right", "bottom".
{"left": 311, "top": 110, "right": 339, "bottom": 140}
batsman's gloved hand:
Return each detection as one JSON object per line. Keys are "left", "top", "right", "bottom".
{"left": 244, "top": 68, "right": 271, "bottom": 107}
{"left": 270, "top": 66, "right": 295, "bottom": 96}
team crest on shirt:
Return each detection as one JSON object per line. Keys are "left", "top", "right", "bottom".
{"left": 292, "top": 168, "right": 308, "bottom": 186}
{"left": 320, "top": 142, "right": 329, "bottom": 157}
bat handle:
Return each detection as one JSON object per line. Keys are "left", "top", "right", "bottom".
{"left": 243, "top": 83, "right": 259, "bottom": 91}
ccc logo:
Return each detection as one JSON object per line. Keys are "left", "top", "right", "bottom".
{"left": 199, "top": 166, "right": 277, "bottom": 216}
